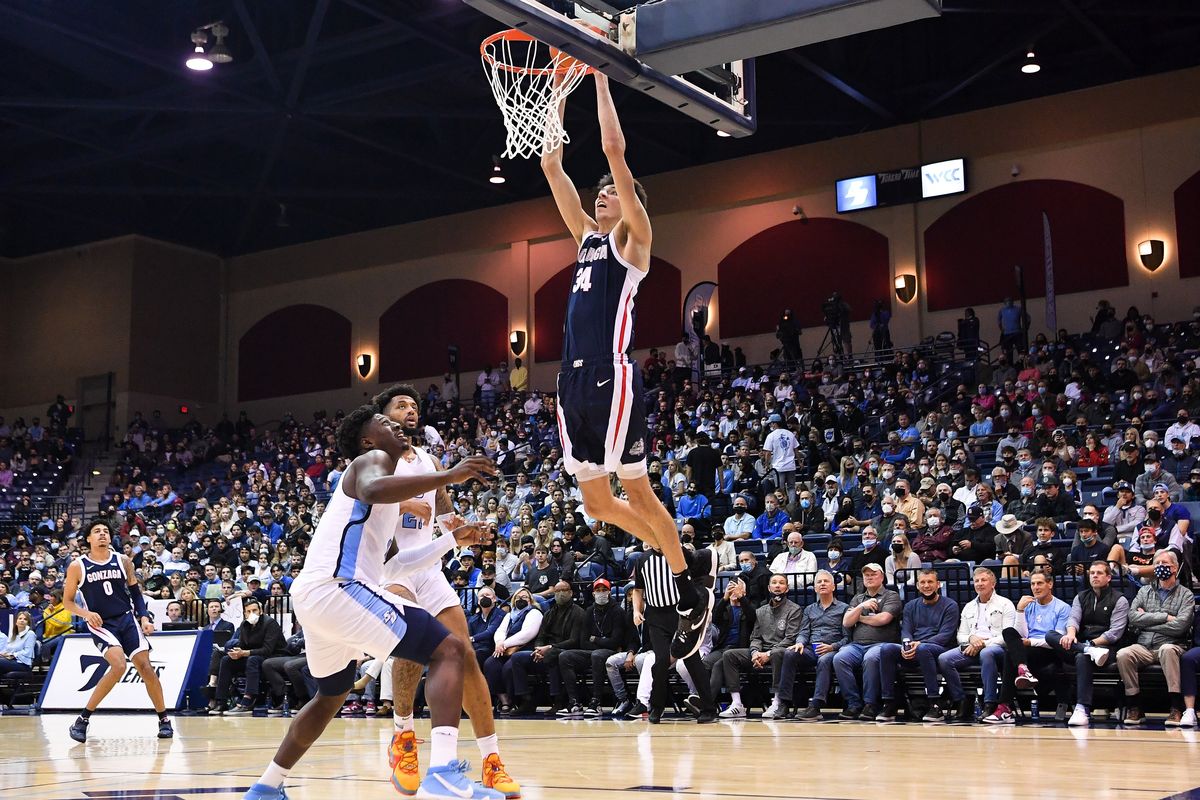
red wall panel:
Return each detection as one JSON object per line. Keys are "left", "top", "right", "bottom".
{"left": 716, "top": 218, "right": 891, "bottom": 337}
{"left": 238, "top": 304, "right": 351, "bottom": 402}
{"left": 924, "top": 179, "right": 1127, "bottom": 311}
{"left": 1176, "top": 170, "right": 1200, "bottom": 279}
{"left": 379, "top": 279, "right": 509, "bottom": 381}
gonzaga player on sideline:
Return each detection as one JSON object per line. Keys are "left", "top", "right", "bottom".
{"left": 62, "top": 518, "right": 173, "bottom": 741}
{"left": 375, "top": 384, "right": 521, "bottom": 800}
{"left": 541, "top": 73, "right": 711, "bottom": 659}
{"left": 243, "top": 407, "right": 503, "bottom": 800}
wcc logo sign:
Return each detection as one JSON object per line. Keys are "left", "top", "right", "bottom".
{"left": 921, "top": 158, "right": 966, "bottom": 198}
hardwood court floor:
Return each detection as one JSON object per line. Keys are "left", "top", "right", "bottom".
{"left": 2, "top": 713, "right": 1199, "bottom": 800}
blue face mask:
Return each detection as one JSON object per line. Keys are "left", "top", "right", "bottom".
{"left": 739, "top": 562, "right": 753, "bottom": 572}
{"left": 800, "top": 499, "right": 811, "bottom": 509}
{"left": 1154, "top": 563, "right": 1173, "bottom": 582}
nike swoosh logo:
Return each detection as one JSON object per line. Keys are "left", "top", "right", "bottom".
{"left": 433, "top": 772, "right": 475, "bottom": 799}
{"left": 597, "top": 379, "right": 612, "bottom": 387}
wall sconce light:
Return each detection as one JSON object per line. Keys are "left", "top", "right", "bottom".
{"left": 1138, "top": 240, "right": 1164, "bottom": 272}
{"left": 894, "top": 274, "right": 917, "bottom": 304}
{"left": 509, "top": 330, "right": 526, "bottom": 357}
{"left": 356, "top": 353, "right": 372, "bottom": 378}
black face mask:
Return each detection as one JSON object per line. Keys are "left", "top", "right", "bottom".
{"left": 1148, "top": 509, "right": 1163, "bottom": 523}
{"left": 478, "top": 597, "right": 493, "bottom": 609}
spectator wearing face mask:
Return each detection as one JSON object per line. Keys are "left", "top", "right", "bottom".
{"left": 786, "top": 489, "right": 824, "bottom": 534}
{"left": 708, "top": 525, "right": 737, "bottom": 572}
{"left": 507, "top": 581, "right": 586, "bottom": 716}
{"left": 1116, "top": 551, "right": 1194, "bottom": 726}
{"left": 674, "top": 482, "right": 711, "bottom": 529}
{"left": 1152, "top": 484, "right": 1192, "bottom": 551}
{"left": 752, "top": 495, "right": 789, "bottom": 540}
{"left": 819, "top": 537, "right": 850, "bottom": 579}
{"left": 885, "top": 533, "right": 922, "bottom": 585}
{"left": 912, "top": 507, "right": 953, "bottom": 563}
{"left": 869, "top": 497, "right": 904, "bottom": 541}
{"left": 735, "top": 552, "right": 771, "bottom": 610}
{"left": 1067, "top": 519, "right": 1110, "bottom": 573}
{"left": 212, "top": 598, "right": 285, "bottom": 714}
{"left": 1163, "top": 437, "right": 1196, "bottom": 480}
{"left": 716, "top": 574, "right": 802, "bottom": 718}
{"left": 1166, "top": 410, "right": 1199, "bottom": 451}
{"left": 1072, "top": 505, "right": 1117, "bottom": 550}
{"left": 1135, "top": 453, "right": 1180, "bottom": 503}
{"left": 848, "top": 527, "right": 888, "bottom": 592}
{"left": 468, "top": 587, "right": 506, "bottom": 665}
{"left": 892, "top": 480, "right": 926, "bottom": 528}
{"left": 724, "top": 497, "right": 756, "bottom": 541}
{"left": 556, "top": 579, "right": 628, "bottom": 717}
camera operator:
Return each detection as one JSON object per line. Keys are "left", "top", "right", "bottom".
{"left": 776, "top": 309, "right": 803, "bottom": 365}
{"left": 822, "top": 293, "right": 852, "bottom": 356}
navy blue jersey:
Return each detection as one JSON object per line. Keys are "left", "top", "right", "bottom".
{"left": 76, "top": 552, "right": 135, "bottom": 621}
{"left": 562, "top": 230, "right": 647, "bottom": 364}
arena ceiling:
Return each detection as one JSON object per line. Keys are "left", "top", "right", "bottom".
{"left": 1, "top": 0, "right": 1198, "bottom": 258}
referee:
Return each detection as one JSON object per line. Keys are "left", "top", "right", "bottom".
{"left": 631, "top": 541, "right": 718, "bottom": 723}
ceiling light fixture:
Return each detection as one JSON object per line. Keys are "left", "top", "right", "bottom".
{"left": 186, "top": 22, "right": 233, "bottom": 71}
{"left": 1021, "top": 50, "right": 1041, "bottom": 74}
{"left": 186, "top": 29, "right": 213, "bottom": 71}
{"left": 207, "top": 22, "right": 233, "bottom": 64}
{"left": 489, "top": 155, "right": 506, "bottom": 185}
{"left": 716, "top": 129, "right": 731, "bottom": 138}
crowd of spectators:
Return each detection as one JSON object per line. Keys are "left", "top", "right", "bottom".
{"left": 3, "top": 302, "right": 1200, "bottom": 724}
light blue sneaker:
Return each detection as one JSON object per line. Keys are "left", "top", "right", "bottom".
{"left": 243, "top": 783, "right": 289, "bottom": 800}
{"left": 417, "top": 760, "right": 505, "bottom": 800}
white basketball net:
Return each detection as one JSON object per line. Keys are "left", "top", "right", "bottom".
{"left": 481, "top": 31, "right": 591, "bottom": 160}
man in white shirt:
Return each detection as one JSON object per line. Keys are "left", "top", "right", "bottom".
{"left": 762, "top": 415, "right": 799, "bottom": 504}
{"left": 936, "top": 566, "right": 1016, "bottom": 721}
{"left": 769, "top": 529, "right": 817, "bottom": 575}
{"left": 724, "top": 497, "right": 756, "bottom": 541}
{"left": 1165, "top": 410, "right": 1199, "bottom": 450}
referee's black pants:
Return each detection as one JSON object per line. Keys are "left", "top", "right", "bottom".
{"left": 645, "top": 606, "right": 715, "bottom": 713}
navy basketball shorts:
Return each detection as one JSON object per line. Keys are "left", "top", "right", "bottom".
{"left": 556, "top": 357, "right": 648, "bottom": 481}
{"left": 88, "top": 612, "right": 150, "bottom": 659}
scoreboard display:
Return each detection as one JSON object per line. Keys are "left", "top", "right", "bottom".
{"left": 836, "top": 157, "right": 966, "bottom": 213}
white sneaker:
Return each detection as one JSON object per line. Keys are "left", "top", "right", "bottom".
{"left": 761, "top": 701, "right": 783, "bottom": 720}
{"left": 1067, "top": 705, "right": 1090, "bottom": 727}
{"left": 718, "top": 703, "right": 746, "bottom": 719}
{"left": 1181, "top": 709, "right": 1198, "bottom": 728}
{"left": 1085, "top": 646, "right": 1109, "bottom": 667}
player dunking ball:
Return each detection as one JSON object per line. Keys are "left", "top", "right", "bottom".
{"left": 374, "top": 385, "right": 521, "bottom": 800}
{"left": 62, "top": 519, "right": 172, "bottom": 741}
{"left": 541, "top": 73, "right": 711, "bottom": 658}
{"left": 243, "top": 407, "right": 503, "bottom": 800}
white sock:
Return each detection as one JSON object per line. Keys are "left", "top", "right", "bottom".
{"left": 476, "top": 733, "right": 499, "bottom": 760}
{"left": 258, "top": 761, "right": 290, "bottom": 789}
{"left": 429, "top": 726, "right": 459, "bottom": 768}
{"left": 730, "top": 691, "right": 743, "bottom": 708}
{"left": 394, "top": 712, "right": 414, "bottom": 733}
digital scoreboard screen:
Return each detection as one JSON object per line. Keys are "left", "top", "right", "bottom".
{"left": 835, "top": 158, "right": 966, "bottom": 213}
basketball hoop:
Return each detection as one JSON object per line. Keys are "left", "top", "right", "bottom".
{"left": 480, "top": 29, "right": 593, "bottom": 160}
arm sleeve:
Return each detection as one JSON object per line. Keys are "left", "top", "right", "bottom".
{"left": 934, "top": 601, "right": 959, "bottom": 647}
{"left": 387, "top": 535, "right": 460, "bottom": 578}
{"left": 493, "top": 614, "right": 511, "bottom": 648}
{"left": 1068, "top": 597, "right": 1083, "bottom": 633}
{"left": 128, "top": 582, "right": 150, "bottom": 619}
{"left": 900, "top": 603, "right": 914, "bottom": 641}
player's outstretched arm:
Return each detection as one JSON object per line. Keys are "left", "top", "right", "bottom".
{"left": 595, "top": 73, "right": 651, "bottom": 263}
{"left": 540, "top": 96, "right": 596, "bottom": 245}
{"left": 351, "top": 452, "right": 496, "bottom": 505}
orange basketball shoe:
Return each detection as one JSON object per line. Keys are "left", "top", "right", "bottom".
{"left": 389, "top": 730, "right": 420, "bottom": 796}
{"left": 481, "top": 753, "right": 521, "bottom": 799}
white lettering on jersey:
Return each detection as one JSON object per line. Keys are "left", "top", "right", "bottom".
{"left": 579, "top": 243, "right": 609, "bottom": 264}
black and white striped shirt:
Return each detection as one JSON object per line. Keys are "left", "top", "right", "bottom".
{"left": 634, "top": 548, "right": 714, "bottom": 609}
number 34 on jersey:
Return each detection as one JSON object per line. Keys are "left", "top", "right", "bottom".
{"left": 572, "top": 265, "right": 593, "bottom": 293}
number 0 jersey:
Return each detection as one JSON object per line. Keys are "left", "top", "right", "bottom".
{"left": 562, "top": 230, "right": 646, "bottom": 366}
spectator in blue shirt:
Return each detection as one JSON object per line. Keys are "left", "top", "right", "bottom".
{"left": 982, "top": 571, "right": 1071, "bottom": 723}
{"left": 258, "top": 511, "right": 284, "bottom": 546}
{"left": 969, "top": 406, "right": 994, "bottom": 438}
{"left": 120, "top": 486, "right": 151, "bottom": 511}
{"left": 875, "top": 570, "right": 960, "bottom": 721}
{"left": 0, "top": 610, "right": 36, "bottom": 677}
{"left": 752, "top": 495, "right": 789, "bottom": 540}
{"left": 675, "top": 483, "right": 711, "bottom": 528}
{"left": 895, "top": 413, "right": 920, "bottom": 446}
